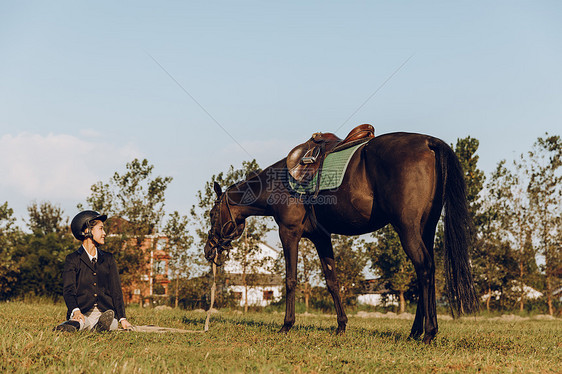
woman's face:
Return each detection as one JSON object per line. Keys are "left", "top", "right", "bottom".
{"left": 90, "top": 221, "right": 106, "bottom": 245}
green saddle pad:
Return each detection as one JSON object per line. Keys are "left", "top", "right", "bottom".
{"left": 288, "top": 141, "right": 366, "bottom": 194}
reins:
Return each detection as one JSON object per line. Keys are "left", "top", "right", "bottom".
{"left": 204, "top": 256, "right": 217, "bottom": 332}
{"left": 204, "top": 191, "right": 236, "bottom": 331}
{"left": 219, "top": 192, "right": 238, "bottom": 241}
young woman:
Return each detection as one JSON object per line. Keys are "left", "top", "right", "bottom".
{"left": 54, "top": 210, "right": 133, "bottom": 332}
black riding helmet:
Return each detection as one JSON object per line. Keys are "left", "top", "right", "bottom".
{"left": 70, "top": 210, "right": 107, "bottom": 241}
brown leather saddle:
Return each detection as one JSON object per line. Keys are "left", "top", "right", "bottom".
{"left": 287, "top": 124, "right": 375, "bottom": 184}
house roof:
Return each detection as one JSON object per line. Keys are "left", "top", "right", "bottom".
{"left": 359, "top": 278, "right": 391, "bottom": 294}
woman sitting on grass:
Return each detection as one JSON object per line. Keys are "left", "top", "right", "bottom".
{"left": 54, "top": 210, "right": 133, "bottom": 332}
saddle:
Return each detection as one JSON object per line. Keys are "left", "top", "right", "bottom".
{"left": 287, "top": 124, "right": 374, "bottom": 184}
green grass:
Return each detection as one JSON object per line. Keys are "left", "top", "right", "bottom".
{"left": 1, "top": 301, "right": 560, "bottom": 373}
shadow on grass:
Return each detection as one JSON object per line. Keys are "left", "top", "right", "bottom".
{"left": 182, "top": 315, "right": 413, "bottom": 339}
{"left": 181, "top": 315, "right": 343, "bottom": 333}
{"left": 181, "top": 315, "right": 278, "bottom": 330}
{"left": 369, "top": 329, "right": 409, "bottom": 342}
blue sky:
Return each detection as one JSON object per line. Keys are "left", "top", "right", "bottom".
{"left": 1, "top": 1, "right": 561, "bottom": 233}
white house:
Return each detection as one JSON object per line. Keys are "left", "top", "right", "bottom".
{"left": 357, "top": 293, "right": 399, "bottom": 307}
{"left": 481, "top": 283, "right": 543, "bottom": 302}
{"left": 356, "top": 278, "right": 399, "bottom": 307}
{"left": 223, "top": 242, "right": 283, "bottom": 307}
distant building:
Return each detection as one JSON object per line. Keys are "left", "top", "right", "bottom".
{"left": 481, "top": 283, "right": 543, "bottom": 302}
{"left": 553, "top": 287, "right": 562, "bottom": 302}
{"left": 106, "top": 217, "right": 170, "bottom": 306}
{"left": 223, "top": 242, "right": 283, "bottom": 307}
{"left": 357, "top": 278, "right": 398, "bottom": 307}
{"left": 122, "top": 235, "right": 171, "bottom": 305}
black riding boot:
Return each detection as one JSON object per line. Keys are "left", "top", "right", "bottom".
{"left": 53, "top": 320, "right": 80, "bottom": 332}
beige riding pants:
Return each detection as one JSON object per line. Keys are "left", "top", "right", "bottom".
{"left": 78, "top": 306, "right": 119, "bottom": 331}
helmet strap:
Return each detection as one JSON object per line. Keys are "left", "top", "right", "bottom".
{"left": 83, "top": 221, "right": 102, "bottom": 247}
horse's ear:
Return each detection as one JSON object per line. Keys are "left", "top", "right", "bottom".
{"left": 213, "top": 182, "right": 223, "bottom": 197}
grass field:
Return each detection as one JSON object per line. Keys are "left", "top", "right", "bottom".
{"left": 1, "top": 301, "right": 560, "bottom": 373}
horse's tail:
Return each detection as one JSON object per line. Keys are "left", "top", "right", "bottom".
{"left": 434, "top": 139, "right": 479, "bottom": 317}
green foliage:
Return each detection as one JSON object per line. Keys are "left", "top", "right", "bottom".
{"left": 297, "top": 238, "right": 321, "bottom": 310}
{"left": 524, "top": 134, "right": 562, "bottom": 314}
{"left": 469, "top": 133, "right": 561, "bottom": 315}
{"left": 12, "top": 232, "right": 75, "bottom": 298}
{"left": 332, "top": 235, "right": 368, "bottom": 305}
{"left": 3, "top": 202, "right": 76, "bottom": 300}
{"left": 453, "top": 136, "right": 485, "bottom": 221}
{"left": 84, "top": 158, "right": 173, "bottom": 236}
{"left": 26, "top": 201, "right": 67, "bottom": 235}
{"left": 0, "top": 202, "right": 21, "bottom": 299}
{"left": 476, "top": 160, "right": 538, "bottom": 311}
{"left": 81, "top": 158, "right": 173, "bottom": 295}
{"left": 163, "top": 211, "right": 194, "bottom": 277}
{"left": 163, "top": 211, "right": 196, "bottom": 307}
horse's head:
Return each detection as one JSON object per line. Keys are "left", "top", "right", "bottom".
{"left": 204, "top": 182, "right": 245, "bottom": 265}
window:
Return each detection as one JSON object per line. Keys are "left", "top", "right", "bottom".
{"left": 154, "top": 260, "right": 167, "bottom": 275}
{"left": 153, "top": 283, "right": 165, "bottom": 295}
{"left": 156, "top": 238, "right": 167, "bottom": 251}
{"left": 263, "top": 290, "right": 274, "bottom": 301}
{"left": 232, "top": 292, "right": 242, "bottom": 300}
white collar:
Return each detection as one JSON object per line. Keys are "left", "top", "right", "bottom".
{"left": 84, "top": 246, "right": 98, "bottom": 262}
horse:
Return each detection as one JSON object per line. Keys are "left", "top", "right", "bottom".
{"left": 204, "top": 132, "right": 479, "bottom": 343}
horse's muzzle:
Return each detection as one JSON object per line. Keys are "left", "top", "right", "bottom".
{"left": 204, "top": 242, "right": 217, "bottom": 263}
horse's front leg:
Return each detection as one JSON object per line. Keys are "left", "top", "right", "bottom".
{"left": 278, "top": 225, "right": 301, "bottom": 333}
{"left": 310, "top": 234, "right": 347, "bottom": 335}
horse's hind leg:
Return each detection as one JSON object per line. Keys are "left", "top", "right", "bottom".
{"left": 396, "top": 224, "right": 438, "bottom": 344}
{"left": 410, "top": 295, "right": 425, "bottom": 340}
{"left": 410, "top": 220, "right": 439, "bottom": 340}
{"left": 310, "top": 234, "right": 347, "bottom": 335}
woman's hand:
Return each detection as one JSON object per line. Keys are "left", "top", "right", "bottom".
{"left": 121, "top": 319, "right": 133, "bottom": 330}
{"left": 72, "top": 310, "right": 85, "bottom": 323}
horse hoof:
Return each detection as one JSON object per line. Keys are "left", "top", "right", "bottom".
{"left": 408, "top": 332, "right": 423, "bottom": 341}
{"left": 278, "top": 326, "right": 291, "bottom": 334}
{"left": 422, "top": 335, "right": 435, "bottom": 344}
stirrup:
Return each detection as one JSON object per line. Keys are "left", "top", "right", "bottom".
{"left": 301, "top": 147, "right": 321, "bottom": 164}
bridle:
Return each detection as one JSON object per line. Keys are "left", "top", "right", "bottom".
{"left": 207, "top": 189, "right": 239, "bottom": 265}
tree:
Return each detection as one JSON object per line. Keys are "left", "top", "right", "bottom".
{"left": 480, "top": 160, "right": 538, "bottom": 311}
{"left": 453, "top": 136, "right": 485, "bottom": 222}
{"left": 525, "top": 134, "right": 562, "bottom": 315}
{"left": 27, "top": 201, "right": 67, "bottom": 235}
{"left": 0, "top": 202, "right": 21, "bottom": 299}
{"left": 332, "top": 235, "right": 368, "bottom": 306}
{"left": 296, "top": 238, "right": 321, "bottom": 312}
{"left": 163, "top": 211, "right": 194, "bottom": 308}
{"left": 10, "top": 202, "right": 75, "bottom": 299}
{"left": 82, "top": 158, "right": 173, "bottom": 304}
{"left": 367, "top": 225, "right": 415, "bottom": 313}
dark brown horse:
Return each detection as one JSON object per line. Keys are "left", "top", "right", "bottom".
{"left": 204, "top": 132, "right": 478, "bottom": 343}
